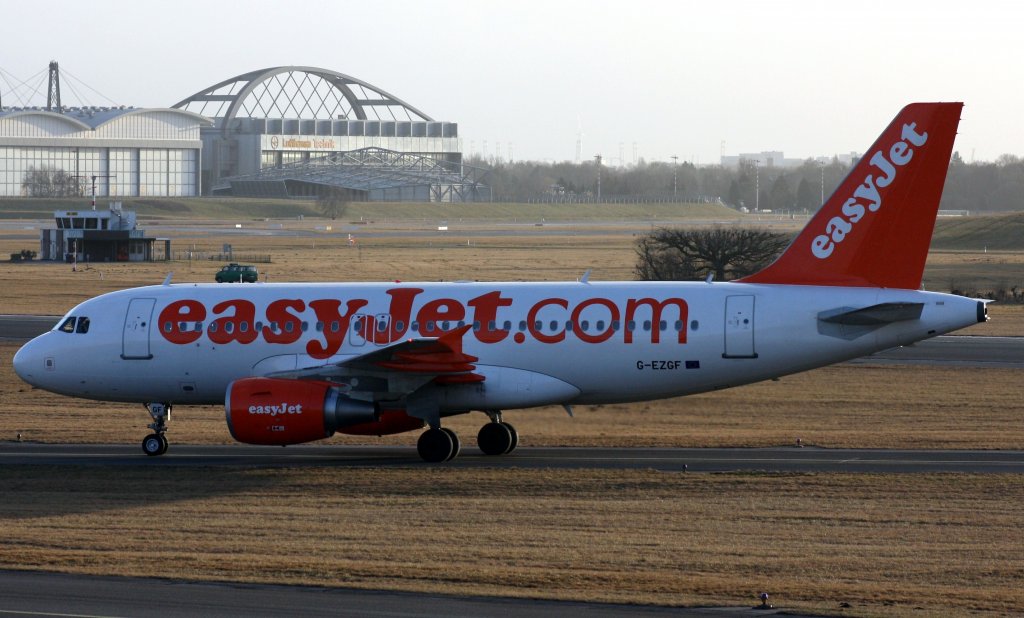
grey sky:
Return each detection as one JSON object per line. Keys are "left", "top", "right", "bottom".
{"left": 1, "top": 0, "right": 1019, "bottom": 165}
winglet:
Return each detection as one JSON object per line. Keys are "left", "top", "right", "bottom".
{"left": 740, "top": 102, "right": 962, "bottom": 289}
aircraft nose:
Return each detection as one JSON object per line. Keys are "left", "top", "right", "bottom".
{"left": 13, "top": 339, "right": 43, "bottom": 385}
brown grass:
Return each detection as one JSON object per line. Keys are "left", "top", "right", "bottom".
{"left": 1, "top": 466, "right": 1021, "bottom": 617}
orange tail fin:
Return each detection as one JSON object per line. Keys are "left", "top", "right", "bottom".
{"left": 740, "top": 102, "right": 962, "bottom": 289}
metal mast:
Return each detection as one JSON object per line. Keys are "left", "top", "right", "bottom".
{"left": 46, "top": 60, "right": 61, "bottom": 112}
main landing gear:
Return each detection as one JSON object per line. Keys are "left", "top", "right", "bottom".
{"left": 141, "top": 402, "right": 171, "bottom": 457}
{"left": 415, "top": 411, "right": 519, "bottom": 463}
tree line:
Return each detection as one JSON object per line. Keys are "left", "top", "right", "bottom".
{"left": 467, "top": 152, "right": 1024, "bottom": 212}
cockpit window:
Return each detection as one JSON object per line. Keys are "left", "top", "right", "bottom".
{"left": 58, "top": 316, "right": 90, "bottom": 334}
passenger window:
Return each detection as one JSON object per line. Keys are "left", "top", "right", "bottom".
{"left": 503, "top": 320, "right": 511, "bottom": 331}
{"left": 596, "top": 320, "right": 605, "bottom": 330}
{"left": 162, "top": 321, "right": 172, "bottom": 333}
{"left": 208, "top": 322, "right": 218, "bottom": 333}
{"left": 412, "top": 321, "right": 419, "bottom": 332}
{"left": 301, "top": 322, "right": 309, "bottom": 332}
{"left": 580, "top": 320, "right": 589, "bottom": 331}
{"left": 396, "top": 320, "right": 405, "bottom": 331}
{"left": 285, "top": 322, "right": 294, "bottom": 333}
{"left": 518, "top": 320, "right": 527, "bottom": 331}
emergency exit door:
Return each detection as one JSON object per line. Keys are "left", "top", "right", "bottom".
{"left": 723, "top": 295, "right": 757, "bottom": 358}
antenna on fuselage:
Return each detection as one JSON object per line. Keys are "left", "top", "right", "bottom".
{"left": 162, "top": 272, "right": 173, "bottom": 286}
{"left": 579, "top": 269, "right": 591, "bottom": 284}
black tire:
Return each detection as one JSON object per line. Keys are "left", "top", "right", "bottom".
{"left": 477, "top": 422, "right": 513, "bottom": 456}
{"left": 440, "top": 428, "right": 461, "bottom": 461}
{"left": 500, "top": 422, "right": 519, "bottom": 454}
{"left": 142, "top": 434, "right": 164, "bottom": 457}
{"left": 417, "top": 428, "right": 455, "bottom": 463}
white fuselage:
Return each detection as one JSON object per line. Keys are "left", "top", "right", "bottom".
{"left": 13, "top": 280, "right": 982, "bottom": 415}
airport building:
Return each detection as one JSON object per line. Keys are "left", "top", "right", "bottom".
{"left": 173, "top": 66, "right": 488, "bottom": 202}
{"left": 0, "top": 64, "right": 487, "bottom": 202}
{"left": 0, "top": 106, "right": 211, "bottom": 198}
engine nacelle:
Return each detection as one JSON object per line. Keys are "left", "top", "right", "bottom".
{"left": 225, "top": 377, "right": 377, "bottom": 445}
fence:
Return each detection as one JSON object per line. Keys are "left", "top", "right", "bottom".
{"left": 171, "top": 252, "right": 272, "bottom": 263}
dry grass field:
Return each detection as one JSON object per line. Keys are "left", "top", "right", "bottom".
{"left": 1, "top": 466, "right": 1022, "bottom": 617}
{"left": 1, "top": 206, "right": 1023, "bottom": 616}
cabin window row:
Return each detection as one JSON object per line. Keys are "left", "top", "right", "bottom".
{"left": 162, "top": 318, "right": 688, "bottom": 335}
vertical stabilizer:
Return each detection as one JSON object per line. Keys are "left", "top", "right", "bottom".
{"left": 741, "top": 102, "right": 962, "bottom": 289}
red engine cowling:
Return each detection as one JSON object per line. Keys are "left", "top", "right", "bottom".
{"left": 226, "top": 377, "right": 377, "bottom": 445}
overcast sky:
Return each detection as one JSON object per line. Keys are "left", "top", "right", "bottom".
{"left": 1, "top": 0, "right": 1019, "bottom": 165}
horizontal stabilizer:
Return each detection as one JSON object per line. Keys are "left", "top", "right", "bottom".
{"left": 818, "top": 302, "right": 924, "bottom": 326}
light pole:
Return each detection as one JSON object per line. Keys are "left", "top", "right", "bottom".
{"left": 754, "top": 160, "right": 760, "bottom": 212}
{"left": 594, "top": 154, "right": 602, "bottom": 202}
{"left": 670, "top": 155, "right": 679, "bottom": 200}
{"left": 819, "top": 161, "right": 825, "bottom": 207}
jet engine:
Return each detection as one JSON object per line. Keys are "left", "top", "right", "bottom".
{"left": 225, "top": 377, "right": 377, "bottom": 445}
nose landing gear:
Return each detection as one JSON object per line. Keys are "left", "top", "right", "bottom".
{"left": 141, "top": 403, "right": 171, "bottom": 456}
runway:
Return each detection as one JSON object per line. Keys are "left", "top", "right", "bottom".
{"left": 3, "top": 442, "right": 1023, "bottom": 473}
{"left": 3, "top": 315, "right": 1024, "bottom": 367}
{"left": 0, "top": 569, "right": 804, "bottom": 618}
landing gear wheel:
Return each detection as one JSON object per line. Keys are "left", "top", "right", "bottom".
{"left": 417, "top": 428, "right": 456, "bottom": 463}
{"left": 477, "top": 422, "right": 514, "bottom": 456}
{"left": 500, "top": 422, "right": 519, "bottom": 454}
{"left": 142, "top": 433, "right": 165, "bottom": 456}
{"left": 141, "top": 403, "right": 171, "bottom": 457}
{"left": 440, "top": 428, "right": 461, "bottom": 461}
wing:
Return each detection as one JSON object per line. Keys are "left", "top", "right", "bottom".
{"left": 265, "top": 325, "right": 484, "bottom": 400}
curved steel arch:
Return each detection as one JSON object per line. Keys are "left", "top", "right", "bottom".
{"left": 172, "top": 66, "right": 433, "bottom": 126}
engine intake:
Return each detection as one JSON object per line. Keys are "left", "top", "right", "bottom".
{"left": 226, "top": 377, "right": 377, "bottom": 445}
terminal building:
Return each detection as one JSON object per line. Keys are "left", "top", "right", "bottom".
{"left": 0, "top": 64, "right": 487, "bottom": 202}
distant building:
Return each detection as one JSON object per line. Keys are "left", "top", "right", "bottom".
{"left": 39, "top": 203, "right": 167, "bottom": 262}
{"left": 720, "top": 151, "right": 860, "bottom": 169}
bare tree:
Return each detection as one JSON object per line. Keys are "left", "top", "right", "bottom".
{"left": 635, "top": 227, "right": 791, "bottom": 281}
{"left": 21, "top": 166, "right": 82, "bottom": 197}
{"left": 317, "top": 186, "right": 350, "bottom": 220}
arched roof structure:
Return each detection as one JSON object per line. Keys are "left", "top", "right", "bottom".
{"left": 172, "top": 66, "right": 434, "bottom": 128}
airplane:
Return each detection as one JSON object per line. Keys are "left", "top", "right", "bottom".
{"left": 13, "top": 102, "right": 985, "bottom": 462}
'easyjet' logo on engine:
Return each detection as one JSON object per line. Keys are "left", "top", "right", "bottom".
{"left": 248, "top": 403, "right": 303, "bottom": 416}
{"left": 811, "top": 121, "right": 929, "bottom": 259}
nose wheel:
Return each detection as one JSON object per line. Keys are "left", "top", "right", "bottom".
{"left": 141, "top": 403, "right": 171, "bottom": 457}
{"left": 142, "top": 433, "right": 168, "bottom": 456}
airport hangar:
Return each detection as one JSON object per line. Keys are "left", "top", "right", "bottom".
{"left": 0, "top": 65, "right": 488, "bottom": 202}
